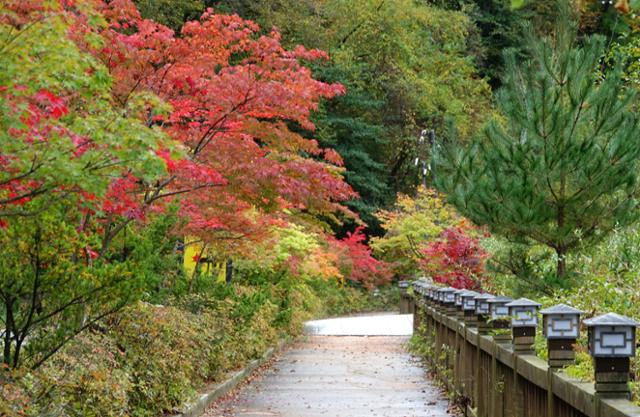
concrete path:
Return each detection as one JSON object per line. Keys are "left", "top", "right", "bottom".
{"left": 203, "top": 314, "right": 452, "bottom": 417}
{"left": 304, "top": 313, "right": 413, "bottom": 336}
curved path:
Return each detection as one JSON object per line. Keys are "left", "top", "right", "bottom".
{"left": 203, "top": 313, "right": 451, "bottom": 417}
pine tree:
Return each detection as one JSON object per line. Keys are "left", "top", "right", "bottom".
{"left": 435, "top": 4, "right": 640, "bottom": 279}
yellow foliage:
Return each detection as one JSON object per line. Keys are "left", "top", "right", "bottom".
{"left": 371, "top": 187, "right": 461, "bottom": 277}
{"left": 183, "top": 237, "right": 226, "bottom": 282}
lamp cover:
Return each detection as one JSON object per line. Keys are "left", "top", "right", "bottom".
{"left": 540, "top": 304, "right": 583, "bottom": 339}
{"left": 584, "top": 313, "right": 639, "bottom": 357}
{"left": 441, "top": 287, "right": 457, "bottom": 304}
{"left": 488, "top": 296, "right": 513, "bottom": 320}
{"left": 454, "top": 289, "right": 467, "bottom": 306}
{"left": 462, "top": 291, "right": 479, "bottom": 311}
{"left": 505, "top": 298, "right": 541, "bottom": 328}
{"left": 474, "top": 293, "right": 494, "bottom": 315}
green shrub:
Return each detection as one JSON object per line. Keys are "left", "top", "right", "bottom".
{"left": 1, "top": 332, "right": 132, "bottom": 417}
{"left": 565, "top": 350, "right": 594, "bottom": 382}
{"left": 306, "top": 278, "right": 366, "bottom": 316}
{"left": 38, "top": 332, "right": 131, "bottom": 417}
{"left": 112, "top": 303, "right": 211, "bottom": 417}
{"left": 0, "top": 368, "right": 40, "bottom": 417}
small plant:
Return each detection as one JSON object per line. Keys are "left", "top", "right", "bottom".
{"left": 565, "top": 350, "right": 594, "bottom": 382}
{"left": 534, "top": 331, "right": 548, "bottom": 360}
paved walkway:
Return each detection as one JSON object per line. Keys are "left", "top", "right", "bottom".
{"left": 203, "top": 314, "right": 451, "bottom": 417}
{"left": 304, "top": 313, "right": 414, "bottom": 336}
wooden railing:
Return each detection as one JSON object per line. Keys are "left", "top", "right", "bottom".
{"left": 399, "top": 282, "right": 640, "bottom": 417}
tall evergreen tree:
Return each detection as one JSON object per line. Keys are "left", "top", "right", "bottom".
{"left": 312, "top": 63, "right": 391, "bottom": 234}
{"left": 435, "top": 5, "right": 640, "bottom": 279}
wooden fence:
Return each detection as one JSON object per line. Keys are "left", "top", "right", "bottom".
{"left": 401, "top": 288, "right": 640, "bottom": 417}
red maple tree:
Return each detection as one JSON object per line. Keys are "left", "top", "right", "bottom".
{"left": 92, "top": 0, "right": 356, "bottom": 252}
{"left": 331, "top": 227, "right": 391, "bottom": 289}
{"left": 419, "top": 227, "right": 488, "bottom": 290}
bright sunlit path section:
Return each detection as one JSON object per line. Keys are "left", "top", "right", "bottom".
{"left": 303, "top": 313, "right": 413, "bottom": 336}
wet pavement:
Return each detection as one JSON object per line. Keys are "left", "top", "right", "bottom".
{"left": 304, "top": 313, "right": 413, "bottom": 336}
{"left": 203, "top": 314, "right": 452, "bottom": 417}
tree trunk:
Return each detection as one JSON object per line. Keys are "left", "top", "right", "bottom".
{"left": 225, "top": 259, "right": 233, "bottom": 284}
{"left": 12, "top": 339, "right": 22, "bottom": 368}
{"left": 557, "top": 185, "right": 566, "bottom": 278}
{"left": 556, "top": 247, "right": 566, "bottom": 279}
{"left": 3, "top": 299, "right": 12, "bottom": 366}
